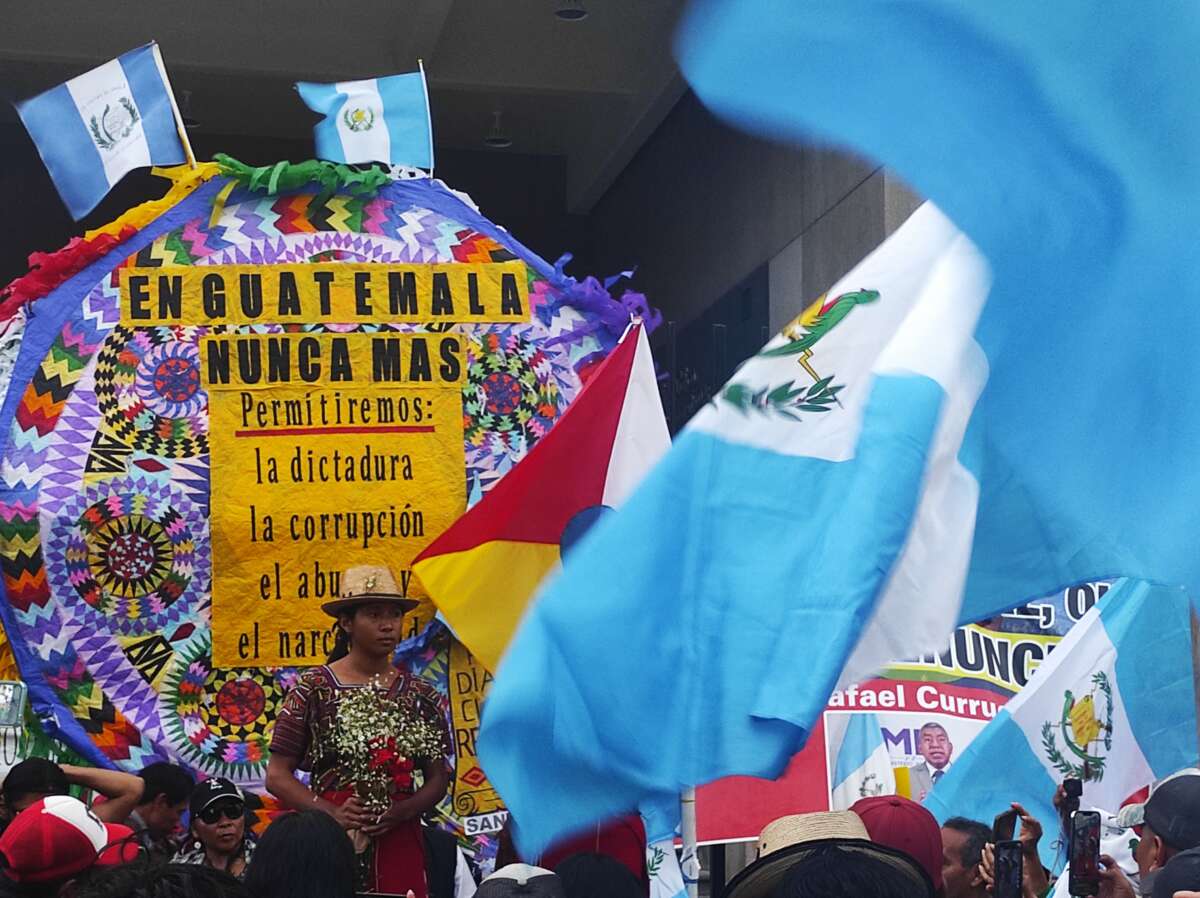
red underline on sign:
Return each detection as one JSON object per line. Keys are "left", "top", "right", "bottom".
{"left": 234, "top": 426, "right": 436, "bottom": 437}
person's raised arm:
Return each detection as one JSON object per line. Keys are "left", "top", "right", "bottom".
{"left": 59, "top": 764, "right": 143, "bottom": 824}
{"left": 264, "top": 751, "right": 371, "bottom": 832}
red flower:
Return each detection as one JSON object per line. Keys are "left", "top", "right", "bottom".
{"left": 369, "top": 745, "right": 398, "bottom": 770}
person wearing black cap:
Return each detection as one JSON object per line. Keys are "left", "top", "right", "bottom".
{"left": 1152, "top": 847, "right": 1200, "bottom": 898}
{"left": 1099, "top": 774, "right": 1200, "bottom": 898}
{"left": 1133, "top": 774, "right": 1200, "bottom": 894}
{"left": 173, "top": 778, "right": 253, "bottom": 880}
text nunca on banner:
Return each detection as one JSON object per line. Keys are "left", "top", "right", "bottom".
{"left": 204, "top": 332, "right": 466, "bottom": 666}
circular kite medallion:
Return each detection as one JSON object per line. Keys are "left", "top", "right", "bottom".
{"left": 463, "top": 328, "right": 573, "bottom": 490}
{"left": 44, "top": 476, "right": 208, "bottom": 636}
{"left": 161, "top": 638, "right": 289, "bottom": 782}
{"left": 95, "top": 325, "right": 209, "bottom": 458}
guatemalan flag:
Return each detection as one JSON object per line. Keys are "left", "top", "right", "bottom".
{"left": 830, "top": 714, "right": 896, "bottom": 811}
{"left": 480, "top": 202, "right": 991, "bottom": 853}
{"left": 413, "top": 321, "right": 670, "bottom": 672}
{"left": 477, "top": 0, "right": 1200, "bottom": 856}
{"left": 15, "top": 43, "right": 187, "bottom": 219}
{"left": 925, "top": 579, "right": 1198, "bottom": 870}
{"left": 296, "top": 69, "right": 434, "bottom": 170}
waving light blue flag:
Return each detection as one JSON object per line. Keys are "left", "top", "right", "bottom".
{"left": 479, "top": 1, "right": 1200, "bottom": 854}
{"left": 831, "top": 713, "right": 895, "bottom": 810}
{"left": 297, "top": 68, "right": 433, "bottom": 169}
{"left": 925, "top": 580, "right": 1198, "bottom": 871}
{"left": 15, "top": 43, "right": 186, "bottom": 219}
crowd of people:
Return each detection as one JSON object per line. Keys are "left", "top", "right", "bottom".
{"left": 0, "top": 754, "right": 654, "bottom": 898}
{"left": 712, "top": 770, "right": 1200, "bottom": 898}
{"left": 3, "top": 565, "right": 1200, "bottom": 898}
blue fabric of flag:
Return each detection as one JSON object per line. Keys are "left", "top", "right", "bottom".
{"left": 1101, "top": 583, "right": 1197, "bottom": 780}
{"left": 925, "top": 580, "right": 1197, "bottom": 871}
{"left": 479, "top": 373, "right": 946, "bottom": 854}
{"left": 675, "top": 0, "right": 1200, "bottom": 622}
{"left": 15, "top": 85, "right": 105, "bottom": 219}
{"left": 120, "top": 44, "right": 181, "bottom": 163}
{"left": 377, "top": 72, "right": 432, "bottom": 169}
{"left": 833, "top": 713, "right": 884, "bottom": 789}
{"left": 15, "top": 43, "right": 184, "bottom": 219}
{"left": 480, "top": 0, "right": 1200, "bottom": 857}
{"left": 296, "top": 72, "right": 432, "bottom": 169}
{"left": 295, "top": 81, "right": 347, "bottom": 163}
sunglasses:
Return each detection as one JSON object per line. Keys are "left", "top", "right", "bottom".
{"left": 198, "top": 801, "right": 245, "bottom": 825}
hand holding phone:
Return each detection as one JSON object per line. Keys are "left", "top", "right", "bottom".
{"left": 993, "top": 840, "right": 1023, "bottom": 898}
{"left": 1068, "top": 811, "right": 1101, "bottom": 896}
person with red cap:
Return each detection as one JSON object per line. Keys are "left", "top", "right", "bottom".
{"left": 851, "top": 796, "right": 944, "bottom": 895}
{"left": 0, "top": 795, "right": 140, "bottom": 897}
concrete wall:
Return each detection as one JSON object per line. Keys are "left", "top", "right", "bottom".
{"left": 579, "top": 91, "right": 921, "bottom": 338}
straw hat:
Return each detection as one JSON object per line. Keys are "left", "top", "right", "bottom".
{"left": 320, "top": 564, "right": 420, "bottom": 616}
{"left": 723, "top": 811, "right": 933, "bottom": 898}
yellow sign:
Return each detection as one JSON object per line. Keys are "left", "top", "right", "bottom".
{"left": 205, "top": 333, "right": 466, "bottom": 666}
{"left": 120, "top": 261, "right": 530, "bottom": 327}
{"left": 448, "top": 640, "right": 505, "bottom": 834}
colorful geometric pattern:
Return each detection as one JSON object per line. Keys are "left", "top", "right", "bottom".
{"left": 44, "top": 476, "right": 208, "bottom": 636}
{"left": 463, "top": 328, "right": 575, "bottom": 497}
{"left": 94, "top": 326, "right": 210, "bottom": 459}
{"left": 160, "top": 637, "right": 288, "bottom": 782}
{"left": 0, "top": 170, "right": 616, "bottom": 875}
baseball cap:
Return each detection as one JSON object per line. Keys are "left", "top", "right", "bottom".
{"left": 0, "top": 795, "right": 139, "bottom": 883}
{"left": 851, "top": 795, "right": 944, "bottom": 891}
{"left": 1115, "top": 767, "right": 1200, "bottom": 829}
{"left": 477, "top": 864, "right": 565, "bottom": 898}
{"left": 1142, "top": 774, "right": 1200, "bottom": 850}
{"left": 1152, "top": 846, "right": 1200, "bottom": 898}
{"left": 188, "top": 777, "right": 243, "bottom": 817}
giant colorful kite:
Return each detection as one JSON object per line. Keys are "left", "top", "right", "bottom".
{"left": 0, "top": 156, "right": 655, "bottom": 863}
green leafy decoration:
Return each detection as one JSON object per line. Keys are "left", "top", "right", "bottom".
{"left": 1041, "top": 721, "right": 1077, "bottom": 779}
{"left": 89, "top": 115, "right": 113, "bottom": 151}
{"left": 1093, "top": 672, "right": 1115, "bottom": 751}
{"left": 647, "top": 846, "right": 665, "bottom": 878}
{"left": 721, "top": 376, "right": 844, "bottom": 421}
{"left": 119, "top": 96, "right": 140, "bottom": 127}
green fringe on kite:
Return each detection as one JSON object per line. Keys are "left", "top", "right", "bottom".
{"left": 213, "top": 154, "right": 392, "bottom": 198}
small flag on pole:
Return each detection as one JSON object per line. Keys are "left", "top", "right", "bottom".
{"left": 830, "top": 713, "right": 896, "bottom": 810}
{"left": 924, "top": 579, "right": 1199, "bottom": 870}
{"left": 296, "top": 66, "right": 434, "bottom": 170}
{"left": 15, "top": 42, "right": 189, "bottom": 220}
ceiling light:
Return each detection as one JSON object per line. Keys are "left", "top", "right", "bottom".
{"left": 555, "top": 1, "right": 589, "bottom": 22}
{"left": 484, "top": 111, "right": 513, "bottom": 149}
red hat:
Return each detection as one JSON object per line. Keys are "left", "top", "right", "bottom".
{"left": 0, "top": 795, "right": 140, "bottom": 883}
{"left": 851, "top": 796, "right": 943, "bottom": 891}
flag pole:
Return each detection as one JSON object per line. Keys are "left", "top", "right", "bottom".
{"left": 151, "top": 42, "right": 197, "bottom": 170}
{"left": 1191, "top": 606, "right": 1200, "bottom": 763}
{"left": 681, "top": 788, "right": 700, "bottom": 898}
{"left": 418, "top": 58, "right": 434, "bottom": 180}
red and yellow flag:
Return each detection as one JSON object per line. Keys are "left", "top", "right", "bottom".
{"left": 413, "top": 323, "right": 669, "bottom": 671}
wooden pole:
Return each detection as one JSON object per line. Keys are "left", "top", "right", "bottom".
{"left": 1191, "top": 607, "right": 1200, "bottom": 763}
{"left": 151, "top": 42, "right": 197, "bottom": 169}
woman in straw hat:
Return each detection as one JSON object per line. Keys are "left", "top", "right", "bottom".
{"left": 265, "top": 564, "right": 450, "bottom": 898}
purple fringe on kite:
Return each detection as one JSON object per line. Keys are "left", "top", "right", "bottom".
{"left": 542, "top": 254, "right": 663, "bottom": 351}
